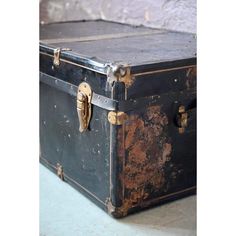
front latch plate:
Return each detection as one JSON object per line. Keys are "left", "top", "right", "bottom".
{"left": 77, "top": 82, "right": 93, "bottom": 132}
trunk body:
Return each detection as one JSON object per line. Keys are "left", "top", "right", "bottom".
{"left": 40, "top": 20, "right": 196, "bottom": 218}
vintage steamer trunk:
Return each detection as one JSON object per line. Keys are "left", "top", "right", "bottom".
{"left": 40, "top": 21, "right": 196, "bottom": 218}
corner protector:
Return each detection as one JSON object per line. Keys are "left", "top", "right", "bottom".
{"left": 105, "top": 198, "right": 128, "bottom": 218}
{"left": 108, "top": 111, "right": 128, "bottom": 125}
{"left": 106, "top": 63, "right": 134, "bottom": 88}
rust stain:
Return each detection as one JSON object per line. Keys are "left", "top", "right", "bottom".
{"left": 186, "top": 66, "right": 197, "bottom": 90}
{"left": 117, "top": 105, "right": 172, "bottom": 216}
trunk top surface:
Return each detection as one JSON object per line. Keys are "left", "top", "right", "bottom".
{"left": 40, "top": 20, "right": 196, "bottom": 68}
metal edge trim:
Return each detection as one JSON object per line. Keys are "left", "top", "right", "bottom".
{"left": 40, "top": 72, "right": 118, "bottom": 111}
{"left": 40, "top": 49, "right": 108, "bottom": 75}
{"left": 40, "top": 43, "right": 196, "bottom": 78}
{"left": 132, "top": 64, "right": 197, "bottom": 77}
{"left": 40, "top": 72, "right": 196, "bottom": 112}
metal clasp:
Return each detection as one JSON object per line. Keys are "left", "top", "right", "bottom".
{"left": 77, "top": 82, "right": 92, "bottom": 132}
{"left": 53, "top": 48, "right": 71, "bottom": 67}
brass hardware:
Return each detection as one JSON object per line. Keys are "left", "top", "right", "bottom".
{"left": 77, "top": 82, "right": 93, "bottom": 132}
{"left": 56, "top": 163, "right": 64, "bottom": 180}
{"left": 107, "top": 64, "right": 134, "bottom": 88}
{"left": 117, "top": 67, "right": 133, "bottom": 88}
{"left": 53, "top": 48, "right": 61, "bottom": 66}
{"left": 108, "top": 111, "right": 128, "bottom": 125}
{"left": 53, "top": 48, "right": 71, "bottom": 66}
{"left": 178, "top": 105, "right": 188, "bottom": 134}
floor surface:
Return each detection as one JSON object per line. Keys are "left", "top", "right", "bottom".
{"left": 40, "top": 164, "right": 196, "bottom": 236}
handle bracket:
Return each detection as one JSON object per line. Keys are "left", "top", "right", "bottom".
{"left": 177, "top": 105, "right": 188, "bottom": 134}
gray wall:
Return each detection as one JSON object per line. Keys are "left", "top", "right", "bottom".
{"left": 40, "top": 0, "right": 196, "bottom": 33}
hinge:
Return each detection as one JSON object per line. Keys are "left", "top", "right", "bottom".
{"left": 77, "top": 82, "right": 93, "bottom": 132}
{"left": 53, "top": 47, "right": 71, "bottom": 67}
{"left": 177, "top": 105, "right": 188, "bottom": 134}
{"left": 56, "top": 163, "right": 64, "bottom": 181}
{"left": 108, "top": 111, "right": 128, "bottom": 125}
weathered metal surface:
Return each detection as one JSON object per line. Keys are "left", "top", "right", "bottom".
{"left": 111, "top": 105, "right": 171, "bottom": 216}
{"left": 108, "top": 90, "right": 196, "bottom": 217}
{"left": 40, "top": 21, "right": 196, "bottom": 67}
{"left": 40, "top": 77, "right": 111, "bottom": 203}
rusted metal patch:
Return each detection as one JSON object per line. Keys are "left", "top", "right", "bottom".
{"left": 186, "top": 66, "right": 197, "bottom": 90}
{"left": 116, "top": 105, "right": 172, "bottom": 216}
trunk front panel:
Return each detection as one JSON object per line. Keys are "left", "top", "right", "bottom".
{"left": 40, "top": 77, "right": 111, "bottom": 204}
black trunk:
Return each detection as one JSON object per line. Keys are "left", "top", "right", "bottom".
{"left": 40, "top": 20, "right": 196, "bottom": 218}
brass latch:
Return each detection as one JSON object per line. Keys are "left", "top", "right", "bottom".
{"left": 53, "top": 48, "right": 71, "bottom": 66}
{"left": 177, "top": 105, "right": 188, "bottom": 134}
{"left": 77, "top": 82, "right": 93, "bottom": 132}
{"left": 108, "top": 111, "right": 128, "bottom": 125}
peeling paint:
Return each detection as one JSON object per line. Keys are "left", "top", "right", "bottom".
{"left": 117, "top": 105, "right": 172, "bottom": 215}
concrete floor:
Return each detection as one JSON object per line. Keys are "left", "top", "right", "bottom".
{"left": 40, "top": 165, "right": 196, "bottom": 236}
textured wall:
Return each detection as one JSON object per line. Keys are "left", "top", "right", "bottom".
{"left": 40, "top": 0, "right": 196, "bottom": 33}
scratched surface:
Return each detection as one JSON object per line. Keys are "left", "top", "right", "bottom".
{"left": 40, "top": 164, "right": 196, "bottom": 236}
{"left": 40, "top": 21, "right": 196, "bottom": 65}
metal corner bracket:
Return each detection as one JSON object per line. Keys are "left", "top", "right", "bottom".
{"left": 56, "top": 163, "right": 64, "bottom": 181}
{"left": 105, "top": 198, "right": 128, "bottom": 218}
{"left": 106, "top": 64, "right": 134, "bottom": 88}
{"left": 108, "top": 111, "right": 128, "bottom": 125}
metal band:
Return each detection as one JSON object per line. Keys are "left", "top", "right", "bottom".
{"left": 40, "top": 72, "right": 118, "bottom": 111}
{"left": 40, "top": 72, "right": 196, "bottom": 112}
